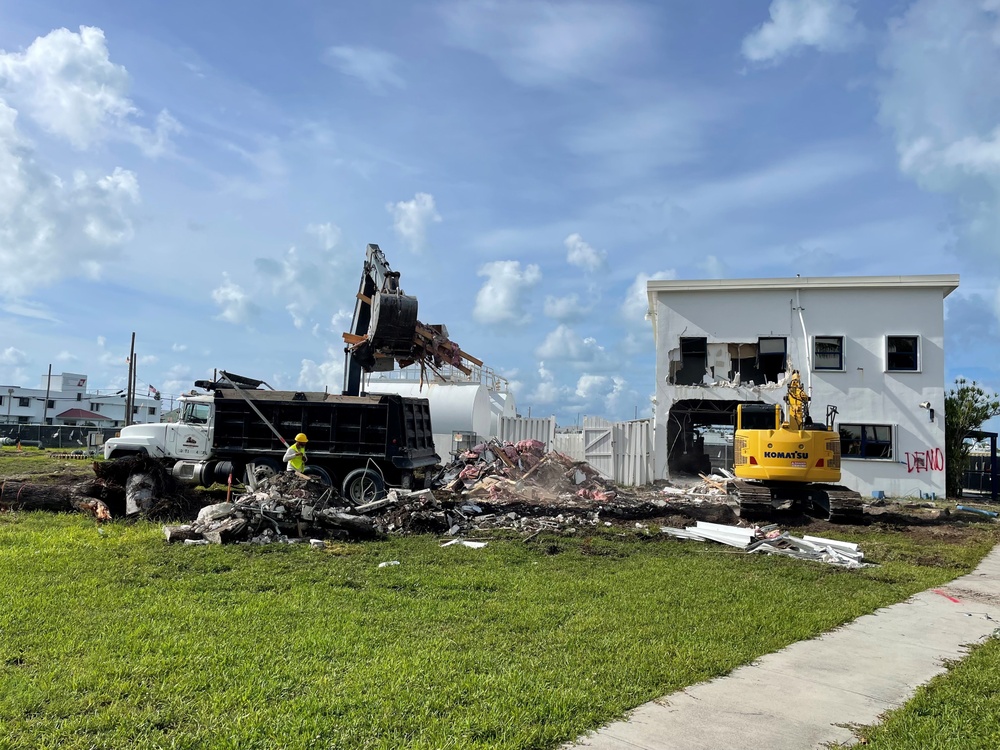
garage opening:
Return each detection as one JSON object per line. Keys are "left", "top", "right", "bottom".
{"left": 667, "top": 399, "right": 763, "bottom": 477}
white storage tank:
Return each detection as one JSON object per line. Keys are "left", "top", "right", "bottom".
{"left": 489, "top": 390, "right": 517, "bottom": 436}
{"left": 365, "top": 380, "right": 492, "bottom": 461}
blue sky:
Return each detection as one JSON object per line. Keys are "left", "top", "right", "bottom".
{"left": 0, "top": 0, "right": 998, "bottom": 425}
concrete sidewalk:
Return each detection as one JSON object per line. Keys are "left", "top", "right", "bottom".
{"left": 567, "top": 546, "right": 1000, "bottom": 750}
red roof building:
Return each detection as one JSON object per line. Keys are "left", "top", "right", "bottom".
{"left": 55, "top": 408, "right": 112, "bottom": 423}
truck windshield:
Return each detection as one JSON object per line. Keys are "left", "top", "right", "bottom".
{"left": 182, "top": 403, "right": 211, "bottom": 425}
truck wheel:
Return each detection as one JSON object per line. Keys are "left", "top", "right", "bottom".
{"left": 246, "top": 457, "right": 282, "bottom": 485}
{"left": 342, "top": 468, "right": 385, "bottom": 505}
{"left": 303, "top": 466, "right": 333, "bottom": 486}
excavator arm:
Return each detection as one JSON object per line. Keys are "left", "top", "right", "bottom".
{"left": 341, "top": 244, "right": 482, "bottom": 396}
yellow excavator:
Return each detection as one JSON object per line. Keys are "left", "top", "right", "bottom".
{"left": 729, "top": 371, "right": 865, "bottom": 522}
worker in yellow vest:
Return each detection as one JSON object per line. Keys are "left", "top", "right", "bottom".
{"left": 282, "top": 433, "right": 308, "bottom": 474}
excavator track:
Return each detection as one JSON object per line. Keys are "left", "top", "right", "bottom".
{"left": 727, "top": 480, "right": 866, "bottom": 524}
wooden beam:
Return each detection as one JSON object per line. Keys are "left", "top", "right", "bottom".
{"left": 342, "top": 333, "right": 368, "bottom": 345}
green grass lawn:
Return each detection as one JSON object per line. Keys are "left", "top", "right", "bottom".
{"left": 0, "top": 512, "right": 997, "bottom": 750}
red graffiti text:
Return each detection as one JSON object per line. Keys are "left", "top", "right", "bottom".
{"left": 906, "top": 448, "right": 944, "bottom": 473}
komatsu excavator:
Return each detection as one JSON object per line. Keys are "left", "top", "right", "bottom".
{"left": 729, "top": 371, "right": 865, "bottom": 522}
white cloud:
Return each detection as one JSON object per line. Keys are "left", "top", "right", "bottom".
{"left": 543, "top": 293, "right": 586, "bottom": 322}
{"left": 742, "top": 0, "right": 862, "bottom": 64}
{"left": 253, "top": 245, "right": 352, "bottom": 332}
{"left": 325, "top": 46, "right": 405, "bottom": 92}
{"left": 442, "top": 0, "right": 649, "bottom": 88}
{"left": 306, "top": 222, "right": 342, "bottom": 251}
{"left": 473, "top": 260, "right": 542, "bottom": 325}
{"left": 574, "top": 373, "right": 609, "bottom": 401}
{"left": 567, "top": 96, "right": 727, "bottom": 178}
{"left": 564, "top": 233, "right": 606, "bottom": 272}
{"left": 529, "top": 361, "right": 569, "bottom": 405}
{"left": 677, "top": 147, "right": 872, "bottom": 218}
{"left": 212, "top": 273, "right": 259, "bottom": 324}
{"left": 604, "top": 376, "right": 640, "bottom": 418}
{"left": 0, "top": 102, "right": 140, "bottom": 297}
{"left": 622, "top": 270, "right": 676, "bottom": 322}
{"left": 878, "top": 0, "right": 1000, "bottom": 263}
{"left": 0, "top": 25, "right": 178, "bottom": 154}
{"left": 56, "top": 350, "right": 76, "bottom": 362}
{"left": 387, "top": 192, "right": 441, "bottom": 252}
{"left": 1, "top": 346, "right": 27, "bottom": 365}
{"left": 699, "top": 255, "right": 726, "bottom": 278}
{"left": 535, "top": 325, "right": 614, "bottom": 370}
{"left": 298, "top": 348, "right": 345, "bottom": 391}
{"left": 171, "top": 343, "right": 188, "bottom": 353}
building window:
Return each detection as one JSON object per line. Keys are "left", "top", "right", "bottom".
{"left": 47, "top": 400, "right": 54, "bottom": 409}
{"left": 90, "top": 402, "right": 101, "bottom": 412}
{"left": 672, "top": 337, "right": 708, "bottom": 385}
{"left": 17, "top": 416, "right": 29, "bottom": 424}
{"left": 887, "top": 335, "right": 919, "bottom": 372}
{"left": 814, "top": 336, "right": 844, "bottom": 371}
{"left": 840, "top": 423, "right": 893, "bottom": 459}
{"left": 77, "top": 393, "right": 82, "bottom": 401}
{"left": 45, "top": 418, "right": 53, "bottom": 425}
{"left": 758, "top": 337, "right": 787, "bottom": 383}
{"left": 132, "top": 406, "right": 139, "bottom": 415}
{"left": 17, "top": 397, "right": 30, "bottom": 407}
{"left": 148, "top": 407, "right": 156, "bottom": 416}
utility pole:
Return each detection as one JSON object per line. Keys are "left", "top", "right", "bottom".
{"left": 126, "top": 332, "right": 135, "bottom": 427}
{"left": 42, "top": 364, "right": 52, "bottom": 427}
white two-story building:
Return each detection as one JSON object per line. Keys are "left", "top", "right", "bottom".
{"left": 0, "top": 372, "right": 160, "bottom": 427}
{"left": 646, "top": 275, "right": 959, "bottom": 499}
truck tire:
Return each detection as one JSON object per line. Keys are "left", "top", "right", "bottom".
{"left": 342, "top": 468, "right": 385, "bottom": 505}
{"left": 303, "top": 466, "right": 333, "bottom": 486}
{"left": 246, "top": 457, "right": 282, "bottom": 485}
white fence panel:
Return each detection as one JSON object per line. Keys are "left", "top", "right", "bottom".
{"left": 499, "top": 416, "right": 556, "bottom": 451}
{"left": 614, "top": 419, "right": 653, "bottom": 486}
{"left": 552, "top": 431, "right": 584, "bottom": 462}
{"left": 583, "top": 416, "right": 615, "bottom": 479}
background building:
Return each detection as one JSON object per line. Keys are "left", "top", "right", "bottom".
{"left": 0, "top": 371, "right": 160, "bottom": 427}
{"left": 646, "top": 275, "right": 959, "bottom": 499}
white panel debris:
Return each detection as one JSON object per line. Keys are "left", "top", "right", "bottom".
{"left": 661, "top": 521, "right": 868, "bottom": 568}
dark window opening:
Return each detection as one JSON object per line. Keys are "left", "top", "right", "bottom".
{"left": 840, "top": 423, "right": 893, "bottom": 459}
{"left": 46, "top": 400, "right": 54, "bottom": 408}
{"left": 672, "top": 337, "right": 708, "bottom": 385}
{"left": 887, "top": 336, "right": 919, "bottom": 371}
{"left": 758, "top": 337, "right": 787, "bottom": 383}
{"left": 17, "top": 397, "right": 30, "bottom": 407}
{"left": 814, "top": 336, "right": 844, "bottom": 371}
{"left": 17, "top": 416, "right": 29, "bottom": 424}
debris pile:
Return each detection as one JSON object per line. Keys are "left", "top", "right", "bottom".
{"left": 163, "top": 472, "right": 380, "bottom": 544}
{"left": 661, "top": 521, "right": 867, "bottom": 567}
{"left": 161, "top": 449, "right": 741, "bottom": 545}
{"left": 434, "top": 439, "right": 619, "bottom": 504}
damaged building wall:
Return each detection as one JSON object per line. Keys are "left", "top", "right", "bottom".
{"left": 647, "top": 276, "right": 959, "bottom": 499}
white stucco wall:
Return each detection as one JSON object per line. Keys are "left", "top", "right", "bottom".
{"left": 647, "top": 276, "right": 958, "bottom": 499}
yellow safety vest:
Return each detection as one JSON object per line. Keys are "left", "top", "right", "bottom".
{"left": 288, "top": 443, "right": 306, "bottom": 472}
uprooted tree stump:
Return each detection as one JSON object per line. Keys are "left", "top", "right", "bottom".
{"left": 1, "top": 455, "right": 202, "bottom": 521}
